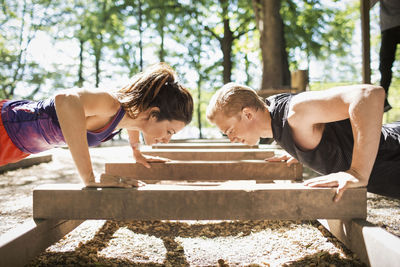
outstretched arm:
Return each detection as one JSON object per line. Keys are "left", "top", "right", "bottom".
{"left": 55, "top": 89, "right": 122, "bottom": 186}
{"left": 289, "top": 84, "right": 385, "bottom": 201}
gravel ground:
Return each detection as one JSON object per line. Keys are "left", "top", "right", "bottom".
{"left": 0, "top": 145, "right": 399, "bottom": 266}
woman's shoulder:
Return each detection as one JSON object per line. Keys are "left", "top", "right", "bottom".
{"left": 56, "top": 87, "right": 121, "bottom": 116}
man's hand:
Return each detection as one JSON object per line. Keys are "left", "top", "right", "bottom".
{"left": 265, "top": 152, "right": 299, "bottom": 166}
{"left": 133, "top": 149, "right": 171, "bottom": 168}
{"left": 85, "top": 174, "right": 146, "bottom": 188}
{"left": 303, "top": 170, "right": 366, "bottom": 202}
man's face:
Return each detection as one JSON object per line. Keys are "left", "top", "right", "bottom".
{"left": 213, "top": 108, "right": 261, "bottom": 145}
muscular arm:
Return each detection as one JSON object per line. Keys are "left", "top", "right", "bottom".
{"left": 289, "top": 84, "right": 385, "bottom": 198}
{"left": 54, "top": 89, "right": 119, "bottom": 185}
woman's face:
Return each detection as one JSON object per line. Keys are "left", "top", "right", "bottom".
{"left": 141, "top": 118, "right": 186, "bottom": 145}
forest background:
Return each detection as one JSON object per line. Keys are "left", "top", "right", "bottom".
{"left": 1, "top": 0, "right": 399, "bottom": 139}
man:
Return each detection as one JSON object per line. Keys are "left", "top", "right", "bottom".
{"left": 371, "top": 0, "right": 400, "bottom": 111}
{"left": 206, "top": 83, "right": 400, "bottom": 201}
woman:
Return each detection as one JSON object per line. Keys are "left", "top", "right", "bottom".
{"left": 0, "top": 63, "right": 193, "bottom": 187}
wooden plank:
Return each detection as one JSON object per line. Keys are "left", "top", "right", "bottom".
{"left": 318, "top": 219, "right": 400, "bottom": 267}
{"left": 169, "top": 138, "right": 230, "bottom": 143}
{"left": 33, "top": 183, "right": 366, "bottom": 220}
{"left": 0, "top": 154, "right": 52, "bottom": 173}
{"left": 140, "top": 148, "right": 275, "bottom": 161}
{"left": 105, "top": 161, "right": 303, "bottom": 181}
{"left": 0, "top": 219, "right": 83, "bottom": 267}
{"left": 152, "top": 143, "right": 257, "bottom": 149}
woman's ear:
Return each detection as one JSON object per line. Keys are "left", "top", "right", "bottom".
{"left": 148, "top": 106, "right": 160, "bottom": 121}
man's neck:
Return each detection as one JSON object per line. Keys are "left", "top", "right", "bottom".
{"left": 259, "top": 108, "right": 273, "bottom": 138}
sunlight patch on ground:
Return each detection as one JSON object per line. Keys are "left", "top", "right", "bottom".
{"left": 176, "top": 226, "right": 344, "bottom": 266}
{"left": 47, "top": 220, "right": 107, "bottom": 253}
{"left": 98, "top": 227, "right": 166, "bottom": 264}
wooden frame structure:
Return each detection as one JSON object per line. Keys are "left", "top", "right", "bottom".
{"left": 1, "top": 141, "right": 399, "bottom": 266}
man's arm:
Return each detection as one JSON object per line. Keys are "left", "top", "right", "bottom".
{"left": 289, "top": 84, "right": 385, "bottom": 201}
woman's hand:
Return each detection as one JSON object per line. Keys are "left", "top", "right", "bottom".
{"left": 303, "top": 170, "right": 367, "bottom": 202}
{"left": 133, "top": 149, "right": 171, "bottom": 168}
{"left": 265, "top": 152, "right": 299, "bottom": 166}
{"left": 85, "top": 173, "right": 146, "bottom": 188}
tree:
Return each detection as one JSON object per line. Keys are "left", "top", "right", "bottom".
{"left": 252, "top": 0, "right": 291, "bottom": 89}
{"left": 0, "top": 0, "right": 54, "bottom": 99}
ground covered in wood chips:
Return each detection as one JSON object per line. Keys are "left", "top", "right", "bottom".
{"left": 0, "top": 145, "right": 399, "bottom": 266}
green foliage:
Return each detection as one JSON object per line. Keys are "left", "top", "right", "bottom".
{"left": 282, "top": 0, "right": 356, "bottom": 71}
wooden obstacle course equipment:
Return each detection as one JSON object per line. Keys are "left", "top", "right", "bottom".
{"left": 0, "top": 153, "right": 52, "bottom": 173}
{"left": 2, "top": 140, "right": 399, "bottom": 267}
{"left": 33, "top": 183, "right": 366, "bottom": 220}
{"left": 319, "top": 219, "right": 400, "bottom": 267}
{"left": 152, "top": 142, "right": 257, "bottom": 149}
{"left": 104, "top": 160, "right": 303, "bottom": 181}
{"left": 140, "top": 148, "right": 275, "bottom": 161}
{"left": 0, "top": 219, "right": 83, "bottom": 267}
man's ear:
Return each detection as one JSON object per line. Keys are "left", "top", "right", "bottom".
{"left": 242, "top": 107, "right": 254, "bottom": 121}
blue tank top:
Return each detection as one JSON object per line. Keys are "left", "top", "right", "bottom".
{"left": 1, "top": 98, "right": 125, "bottom": 154}
{"left": 268, "top": 93, "right": 400, "bottom": 198}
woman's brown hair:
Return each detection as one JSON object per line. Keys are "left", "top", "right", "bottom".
{"left": 115, "top": 62, "right": 193, "bottom": 124}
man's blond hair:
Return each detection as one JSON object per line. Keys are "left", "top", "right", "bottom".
{"left": 206, "top": 82, "right": 267, "bottom": 123}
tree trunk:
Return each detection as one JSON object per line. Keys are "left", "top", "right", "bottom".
{"left": 159, "top": 10, "right": 165, "bottom": 62}
{"left": 252, "top": 0, "right": 290, "bottom": 89}
{"left": 138, "top": 0, "right": 143, "bottom": 71}
{"left": 197, "top": 76, "right": 203, "bottom": 139}
{"left": 77, "top": 35, "right": 84, "bottom": 87}
{"left": 220, "top": 0, "right": 233, "bottom": 84}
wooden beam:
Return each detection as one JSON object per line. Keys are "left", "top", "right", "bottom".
{"left": 0, "top": 219, "right": 83, "bottom": 267}
{"left": 318, "top": 219, "right": 400, "bottom": 266}
{"left": 169, "top": 139, "right": 230, "bottom": 143}
{"left": 104, "top": 161, "right": 303, "bottom": 181}
{"left": 140, "top": 148, "right": 275, "bottom": 161}
{"left": 152, "top": 143, "right": 257, "bottom": 149}
{"left": 0, "top": 154, "right": 52, "bottom": 173}
{"left": 33, "top": 183, "right": 366, "bottom": 220}
{"left": 361, "top": 0, "right": 371, "bottom": 84}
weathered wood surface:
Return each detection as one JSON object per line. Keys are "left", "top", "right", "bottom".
{"left": 169, "top": 139, "right": 230, "bottom": 143}
{"left": 0, "top": 153, "right": 52, "bottom": 173}
{"left": 33, "top": 183, "right": 366, "bottom": 220}
{"left": 104, "top": 161, "right": 303, "bottom": 181}
{"left": 319, "top": 219, "right": 400, "bottom": 267}
{"left": 0, "top": 219, "right": 83, "bottom": 267}
{"left": 152, "top": 143, "right": 257, "bottom": 149}
{"left": 140, "top": 148, "right": 275, "bottom": 161}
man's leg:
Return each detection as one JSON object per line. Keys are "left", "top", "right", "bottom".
{"left": 379, "top": 26, "right": 400, "bottom": 112}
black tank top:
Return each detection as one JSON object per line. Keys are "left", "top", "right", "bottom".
{"left": 267, "top": 93, "right": 400, "bottom": 198}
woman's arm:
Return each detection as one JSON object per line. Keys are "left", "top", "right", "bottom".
{"left": 127, "top": 129, "right": 170, "bottom": 168}
{"left": 289, "top": 84, "right": 385, "bottom": 201}
{"left": 54, "top": 89, "right": 119, "bottom": 185}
